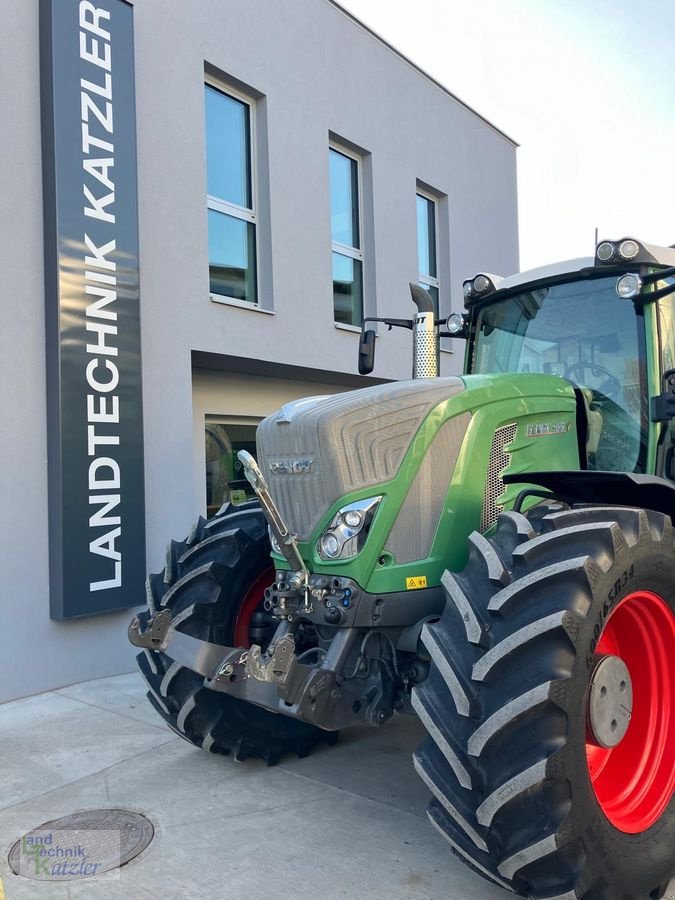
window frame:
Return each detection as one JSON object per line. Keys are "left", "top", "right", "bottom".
{"left": 329, "top": 142, "right": 364, "bottom": 325}
{"left": 205, "top": 77, "right": 259, "bottom": 306}
{"left": 416, "top": 187, "right": 440, "bottom": 305}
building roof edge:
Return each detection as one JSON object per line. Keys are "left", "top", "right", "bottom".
{"left": 326, "top": 0, "right": 519, "bottom": 148}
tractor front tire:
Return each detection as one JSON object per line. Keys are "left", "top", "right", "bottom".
{"left": 136, "top": 501, "right": 334, "bottom": 764}
{"left": 413, "top": 504, "right": 674, "bottom": 899}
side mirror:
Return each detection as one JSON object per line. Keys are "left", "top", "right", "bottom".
{"left": 358, "top": 329, "right": 376, "bottom": 375}
{"left": 651, "top": 368, "right": 675, "bottom": 422}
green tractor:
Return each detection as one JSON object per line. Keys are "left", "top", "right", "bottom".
{"left": 130, "top": 237, "right": 675, "bottom": 899}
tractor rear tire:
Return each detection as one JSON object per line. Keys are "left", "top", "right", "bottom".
{"left": 413, "top": 504, "right": 674, "bottom": 899}
{"left": 135, "top": 501, "right": 335, "bottom": 764}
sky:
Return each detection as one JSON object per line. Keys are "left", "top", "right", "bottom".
{"left": 338, "top": 0, "right": 675, "bottom": 272}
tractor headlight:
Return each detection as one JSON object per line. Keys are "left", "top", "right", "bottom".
{"left": 319, "top": 532, "right": 341, "bottom": 558}
{"left": 446, "top": 312, "right": 467, "bottom": 335}
{"left": 343, "top": 509, "right": 363, "bottom": 528}
{"left": 317, "top": 496, "right": 382, "bottom": 561}
{"left": 596, "top": 241, "right": 615, "bottom": 262}
{"left": 596, "top": 237, "right": 645, "bottom": 265}
{"left": 616, "top": 272, "right": 643, "bottom": 299}
{"left": 463, "top": 274, "right": 497, "bottom": 302}
{"left": 619, "top": 239, "right": 639, "bottom": 260}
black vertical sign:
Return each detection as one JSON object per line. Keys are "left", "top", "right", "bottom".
{"left": 40, "top": 0, "right": 145, "bottom": 619}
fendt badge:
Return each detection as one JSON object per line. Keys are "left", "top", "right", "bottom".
{"left": 526, "top": 421, "right": 572, "bottom": 438}
{"left": 269, "top": 459, "right": 314, "bottom": 475}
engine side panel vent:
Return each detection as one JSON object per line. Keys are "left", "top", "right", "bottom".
{"left": 384, "top": 412, "right": 471, "bottom": 563}
{"left": 480, "top": 423, "right": 517, "bottom": 533}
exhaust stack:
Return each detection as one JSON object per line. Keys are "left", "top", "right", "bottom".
{"left": 410, "top": 283, "right": 439, "bottom": 379}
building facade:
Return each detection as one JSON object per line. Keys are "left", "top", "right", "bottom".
{"left": 0, "top": 0, "right": 518, "bottom": 702}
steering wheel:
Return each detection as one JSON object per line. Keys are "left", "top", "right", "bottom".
{"left": 563, "top": 362, "right": 621, "bottom": 400}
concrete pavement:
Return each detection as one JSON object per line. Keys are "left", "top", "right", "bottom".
{"left": 0, "top": 674, "right": 672, "bottom": 900}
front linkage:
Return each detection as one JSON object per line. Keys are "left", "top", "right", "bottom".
{"left": 129, "top": 593, "right": 408, "bottom": 732}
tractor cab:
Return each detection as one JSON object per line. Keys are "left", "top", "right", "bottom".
{"left": 459, "top": 238, "right": 675, "bottom": 478}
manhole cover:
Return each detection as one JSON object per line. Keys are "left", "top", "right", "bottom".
{"left": 8, "top": 809, "right": 154, "bottom": 881}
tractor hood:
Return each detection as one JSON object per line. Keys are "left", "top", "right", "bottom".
{"left": 256, "top": 377, "right": 465, "bottom": 542}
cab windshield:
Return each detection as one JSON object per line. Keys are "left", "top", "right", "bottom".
{"left": 470, "top": 275, "right": 647, "bottom": 472}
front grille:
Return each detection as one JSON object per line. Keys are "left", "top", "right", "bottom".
{"left": 480, "top": 423, "right": 517, "bottom": 532}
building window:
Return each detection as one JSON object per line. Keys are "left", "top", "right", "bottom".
{"left": 330, "top": 146, "right": 363, "bottom": 326}
{"left": 205, "top": 421, "right": 259, "bottom": 516}
{"left": 417, "top": 191, "right": 439, "bottom": 316}
{"left": 205, "top": 83, "right": 257, "bottom": 303}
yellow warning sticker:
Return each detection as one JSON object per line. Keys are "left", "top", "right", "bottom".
{"left": 0, "top": 875, "right": 6, "bottom": 900}
{"left": 406, "top": 575, "right": 427, "bottom": 590}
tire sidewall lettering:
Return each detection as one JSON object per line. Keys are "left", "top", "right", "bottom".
{"left": 586, "top": 563, "right": 636, "bottom": 668}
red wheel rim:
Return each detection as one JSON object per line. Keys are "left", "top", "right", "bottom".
{"left": 585, "top": 590, "right": 675, "bottom": 833}
{"left": 233, "top": 567, "right": 273, "bottom": 648}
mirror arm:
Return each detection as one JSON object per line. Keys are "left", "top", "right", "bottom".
{"left": 641, "top": 265, "right": 675, "bottom": 286}
{"left": 644, "top": 282, "right": 675, "bottom": 302}
{"left": 361, "top": 316, "right": 414, "bottom": 332}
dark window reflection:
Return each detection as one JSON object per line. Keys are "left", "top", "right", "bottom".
{"left": 208, "top": 210, "right": 257, "bottom": 302}
{"left": 333, "top": 252, "right": 363, "bottom": 326}
{"left": 205, "top": 422, "right": 258, "bottom": 517}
